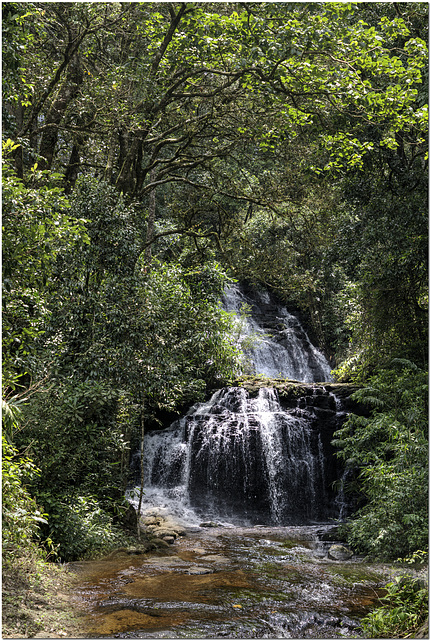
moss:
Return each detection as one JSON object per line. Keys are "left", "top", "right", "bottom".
{"left": 232, "top": 376, "right": 360, "bottom": 401}
{"left": 325, "top": 565, "right": 385, "bottom": 586}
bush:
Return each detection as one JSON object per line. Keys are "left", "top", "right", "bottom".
{"left": 18, "top": 380, "right": 126, "bottom": 496}
{"left": 36, "top": 492, "right": 131, "bottom": 562}
{"left": 332, "top": 360, "right": 428, "bottom": 559}
{"left": 2, "top": 397, "right": 48, "bottom": 554}
{"left": 360, "top": 576, "right": 428, "bottom": 638}
{"left": 2, "top": 436, "right": 47, "bottom": 551}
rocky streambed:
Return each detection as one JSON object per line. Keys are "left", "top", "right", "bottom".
{"left": 70, "top": 515, "right": 414, "bottom": 639}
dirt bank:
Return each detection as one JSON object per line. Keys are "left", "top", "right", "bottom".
{"left": 2, "top": 553, "right": 85, "bottom": 639}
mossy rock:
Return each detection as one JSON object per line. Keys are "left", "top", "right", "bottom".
{"left": 328, "top": 544, "right": 353, "bottom": 561}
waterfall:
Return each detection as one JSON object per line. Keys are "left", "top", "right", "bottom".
{"left": 222, "top": 283, "right": 332, "bottom": 382}
{"left": 132, "top": 284, "right": 347, "bottom": 526}
{"left": 141, "top": 386, "right": 340, "bottom": 525}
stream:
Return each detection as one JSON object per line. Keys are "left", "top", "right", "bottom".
{"left": 71, "top": 523, "right": 393, "bottom": 639}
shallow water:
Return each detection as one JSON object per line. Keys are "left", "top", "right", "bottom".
{"left": 72, "top": 524, "right": 392, "bottom": 638}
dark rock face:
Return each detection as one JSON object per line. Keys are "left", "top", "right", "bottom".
{"left": 143, "top": 385, "right": 349, "bottom": 526}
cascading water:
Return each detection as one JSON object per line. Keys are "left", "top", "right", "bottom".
{"left": 133, "top": 283, "right": 348, "bottom": 527}
{"left": 222, "top": 283, "right": 332, "bottom": 382}
{"left": 141, "top": 386, "right": 340, "bottom": 525}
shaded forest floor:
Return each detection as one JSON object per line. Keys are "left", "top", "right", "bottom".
{"left": 2, "top": 552, "right": 85, "bottom": 639}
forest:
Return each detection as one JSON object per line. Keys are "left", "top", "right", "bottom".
{"left": 2, "top": 2, "right": 428, "bottom": 638}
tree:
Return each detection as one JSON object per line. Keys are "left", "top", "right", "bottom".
{"left": 11, "top": 175, "right": 242, "bottom": 555}
{"left": 2, "top": 140, "right": 86, "bottom": 391}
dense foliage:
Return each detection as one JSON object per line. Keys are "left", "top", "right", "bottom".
{"left": 2, "top": 0, "right": 427, "bottom": 584}
{"left": 333, "top": 360, "right": 428, "bottom": 559}
{"left": 2, "top": 398, "right": 47, "bottom": 553}
{"left": 360, "top": 576, "right": 428, "bottom": 638}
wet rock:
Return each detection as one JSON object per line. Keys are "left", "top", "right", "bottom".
{"left": 144, "top": 556, "right": 188, "bottom": 566}
{"left": 328, "top": 544, "right": 353, "bottom": 561}
{"left": 319, "top": 526, "right": 341, "bottom": 541}
{"left": 125, "top": 546, "right": 147, "bottom": 555}
{"left": 162, "top": 536, "right": 175, "bottom": 545}
{"left": 140, "top": 514, "right": 186, "bottom": 542}
{"left": 151, "top": 527, "right": 178, "bottom": 539}
{"left": 142, "top": 515, "right": 163, "bottom": 526}
{"left": 151, "top": 538, "right": 170, "bottom": 549}
{"left": 102, "top": 544, "right": 150, "bottom": 560}
{"left": 200, "top": 521, "right": 222, "bottom": 528}
{"left": 187, "top": 566, "right": 213, "bottom": 575}
{"left": 201, "top": 554, "right": 230, "bottom": 564}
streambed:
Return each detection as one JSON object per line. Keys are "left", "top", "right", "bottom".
{"left": 72, "top": 525, "right": 392, "bottom": 638}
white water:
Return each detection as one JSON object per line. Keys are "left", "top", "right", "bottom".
{"left": 222, "top": 284, "right": 332, "bottom": 382}
{"left": 133, "top": 386, "right": 342, "bottom": 526}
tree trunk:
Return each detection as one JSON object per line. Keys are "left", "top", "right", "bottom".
{"left": 38, "top": 55, "right": 83, "bottom": 171}
{"left": 13, "top": 101, "right": 25, "bottom": 178}
{"left": 64, "top": 140, "right": 83, "bottom": 193}
{"left": 144, "top": 168, "right": 157, "bottom": 267}
{"left": 115, "top": 134, "right": 141, "bottom": 194}
{"left": 104, "top": 132, "right": 117, "bottom": 184}
{"left": 136, "top": 396, "right": 145, "bottom": 540}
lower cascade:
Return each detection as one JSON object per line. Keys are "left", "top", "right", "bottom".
{"left": 138, "top": 384, "right": 347, "bottom": 526}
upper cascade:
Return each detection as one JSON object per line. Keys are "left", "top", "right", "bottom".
{"left": 222, "top": 283, "right": 332, "bottom": 383}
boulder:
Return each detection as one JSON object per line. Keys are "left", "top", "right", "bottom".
{"left": 328, "top": 544, "right": 353, "bottom": 561}
{"left": 150, "top": 538, "right": 170, "bottom": 549}
{"left": 139, "top": 514, "right": 186, "bottom": 542}
{"left": 141, "top": 515, "right": 163, "bottom": 526}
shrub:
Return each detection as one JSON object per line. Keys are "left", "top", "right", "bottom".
{"left": 360, "top": 576, "right": 428, "bottom": 638}
{"left": 2, "top": 436, "right": 47, "bottom": 551}
{"left": 332, "top": 360, "right": 428, "bottom": 559}
{"left": 2, "top": 397, "right": 48, "bottom": 554}
{"left": 36, "top": 492, "right": 130, "bottom": 562}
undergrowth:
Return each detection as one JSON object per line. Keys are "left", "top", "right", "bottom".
{"left": 360, "top": 575, "right": 428, "bottom": 638}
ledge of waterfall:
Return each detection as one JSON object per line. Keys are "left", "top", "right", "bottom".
{"left": 232, "top": 375, "right": 359, "bottom": 396}
{"left": 229, "top": 376, "right": 367, "bottom": 416}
